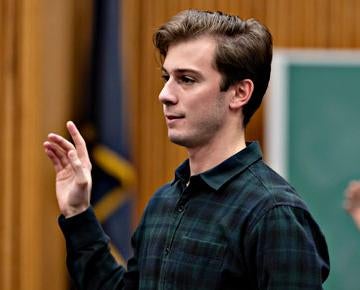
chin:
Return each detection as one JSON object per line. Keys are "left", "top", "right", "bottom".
{"left": 168, "top": 133, "right": 200, "bottom": 148}
{"left": 168, "top": 134, "right": 191, "bottom": 147}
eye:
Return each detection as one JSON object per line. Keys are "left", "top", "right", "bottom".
{"left": 161, "top": 73, "right": 169, "bottom": 83}
{"left": 179, "top": 75, "right": 195, "bottom": 84}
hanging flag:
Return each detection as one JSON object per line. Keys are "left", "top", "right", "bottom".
{"left": 80, "top": 0, "right": 135, "bottom": 266}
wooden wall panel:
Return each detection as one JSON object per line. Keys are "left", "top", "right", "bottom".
{"left": 18, "top": 0, "right": 43, "bottom": 287}
{"left": 40, "top": 1, "right": 80, "bottom": 289}
{"left": 0, "top": 0, "right": 80, "bottom": 289}
{"left": 0, "top": 1, "right": 19, "bottom": 288}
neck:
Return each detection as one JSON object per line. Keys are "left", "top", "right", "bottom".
{"left": 187, "top": 130, "right": 246, "bottom": 176}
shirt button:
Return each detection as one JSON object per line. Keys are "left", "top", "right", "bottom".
{"left": 177, "top": 205, "right": 184, "bottom": 213}
{"left": 165, "top": 247, "right": 170, "bottom": 256}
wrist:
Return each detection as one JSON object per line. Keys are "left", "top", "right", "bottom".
{"left": 63, "top": 205, "right": 89, "bottom": 218}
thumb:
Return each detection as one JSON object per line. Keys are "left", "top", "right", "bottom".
{"left": 68, "top": 150, "right": 89, "bottom": 185}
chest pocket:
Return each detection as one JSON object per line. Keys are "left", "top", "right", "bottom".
{"left": 165, "top": 235, "right": 226, "bottom": 289}
{"left": 179, "top": 235, "right": 226, "bottom": 265}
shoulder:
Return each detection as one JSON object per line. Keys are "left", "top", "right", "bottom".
{"left": 225, "top": 159, "right": 312, "bottom": 229}
{"left": 229, "top": 158, "right": 308, "bottom": 209}
{"left": 250, "top": 160, "right": 306, "bottom": 204}
{"left": 242, "top": 161, "right": 323, "bottom": 235}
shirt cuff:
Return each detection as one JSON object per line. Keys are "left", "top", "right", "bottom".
{"left": 58, "top": 207, "right": 110, "bottom": 251}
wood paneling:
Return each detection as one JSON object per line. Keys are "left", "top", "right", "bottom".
{"left": 1, "top": 0, "right": 19, "bottom": 288}
{"left": 0, "top": 0, "right": 82, "bottom": 289}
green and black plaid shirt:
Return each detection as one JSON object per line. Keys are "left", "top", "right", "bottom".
{"left": 60, "top": 142, "right": 330, "bottom": 290}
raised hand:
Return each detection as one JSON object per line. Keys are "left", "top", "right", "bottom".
{"left": 43, "top": 121, "right": 92, "bottom": 218}
{"left": 344, "top": 181, "right": 360, "bottom": 230}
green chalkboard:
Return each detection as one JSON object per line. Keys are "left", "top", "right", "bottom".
{"left": 288, "top": 64, "right": 360, "bottom": 290}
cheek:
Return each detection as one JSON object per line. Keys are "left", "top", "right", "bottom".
{"left": 192, "top": 95, "right": 226, "bottom": 123}
{"left": 190, "top": 86, "right": 220, "bottom": 105}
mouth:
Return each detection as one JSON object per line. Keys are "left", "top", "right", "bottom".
{"left": 165, "top": 113, "right": 185, "bottom": 125}
{"left": 166, "top": 115, "right": 183, "bottom": 120}
{"left": 165, "top": 112, "right": 185, "bottom": 119}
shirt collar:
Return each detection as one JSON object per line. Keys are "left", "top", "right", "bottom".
{"left": 173, "top": 141, "right": 263, "bottom": 191}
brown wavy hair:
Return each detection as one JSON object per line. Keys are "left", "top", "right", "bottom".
{"left": 153, "top": 9, "right": 273, "bottom": 126}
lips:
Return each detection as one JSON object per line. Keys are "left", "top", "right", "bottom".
{"left": 166, "top": 115, "right": 183, "bottom": 120}
{"left": 165, "top": 112, "right": 185, "bottom": 120}
{"left": 164, "top": 113, "right": 185, "bottom": 125}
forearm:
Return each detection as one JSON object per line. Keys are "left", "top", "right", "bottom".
{"left": 58, "top": 207, "right": 126, "bottom": 290}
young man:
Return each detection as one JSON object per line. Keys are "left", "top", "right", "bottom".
{"left": 44, "top": 9, "right": 330, "bottom": 290}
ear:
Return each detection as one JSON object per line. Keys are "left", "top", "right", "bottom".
{"left": 229, "top": 79, "right": 254, "bottom": 110}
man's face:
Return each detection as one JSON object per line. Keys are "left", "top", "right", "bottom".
{"left": 159, "top": 36, "right": 230, "bottom": 149}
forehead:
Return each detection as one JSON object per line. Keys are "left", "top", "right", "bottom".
{"left": 163, "top": 36, "right": 217, "bottom": 72}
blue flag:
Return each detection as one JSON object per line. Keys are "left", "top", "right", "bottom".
{"left": 82, "top": 0, "right": 135, "bottom": 266}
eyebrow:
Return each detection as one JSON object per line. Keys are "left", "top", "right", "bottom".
{"left": 161, "top": 67, "right": 203, "bottom": 79}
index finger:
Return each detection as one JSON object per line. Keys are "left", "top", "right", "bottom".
{"left": 66, "top": 121, "right": 89, "bottom": 161}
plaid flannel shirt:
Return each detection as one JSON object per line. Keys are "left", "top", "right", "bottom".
{"left": 59, "top": 142, "right": 330, "bottom": 290}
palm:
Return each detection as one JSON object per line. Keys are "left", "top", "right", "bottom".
{"left": 56, "top": 163, "right": 91, "bottom": 214}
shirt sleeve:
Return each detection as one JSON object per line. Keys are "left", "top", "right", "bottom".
{"left": 58, "top": 207, "right": 139, "bottom": 290}
{"left": 245, "top": 205, "right": 330, "bottom": 290}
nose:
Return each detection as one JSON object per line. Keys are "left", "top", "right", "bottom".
{"left": 159, "top": 79, "right": 178, "bottom": 105}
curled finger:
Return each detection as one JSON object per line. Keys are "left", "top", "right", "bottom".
{"left": 45, "top": 140, "right": 70, "bottom": 168}
{"left": 43, "top": 143, "right": 63, "bottom": 173}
